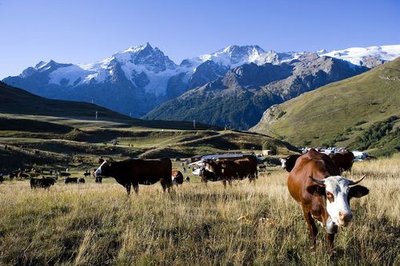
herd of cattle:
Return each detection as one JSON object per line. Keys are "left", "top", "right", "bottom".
{"left": 0, "top": 168, "right": 92, "bottom": 189}
{"left": 92, "top": 148, "right": 368, "bottom": 252}
{"left": 1, "top": 149, "right": 368, "bottom": 252}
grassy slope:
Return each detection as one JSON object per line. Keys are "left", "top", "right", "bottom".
{"left": 0, "top": 81, "right": 218, "bottom": 130}
{"left": 0, "top": 158, "right": 399, "bottom": 265}
{"left": 0, "top": 116, "right": 294, "bottom": 171}
{"left": 0, "top": 80, "right": 297, "bottom": 172}
{"left": 251, "top": 58, "right": 400, "bottom": 154}
{"left": 0, "top": 111, "right": 296, "bottom": 172}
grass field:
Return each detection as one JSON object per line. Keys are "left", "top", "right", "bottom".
{"left": 0, "top": 157, "right": 399, "bottom": 265}
{"left": 0, "top": 113, "right": 297, "bottom": 173}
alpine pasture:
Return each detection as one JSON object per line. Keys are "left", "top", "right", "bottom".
{"left": 0, "top": 157, "right": 399, "bottom": 265}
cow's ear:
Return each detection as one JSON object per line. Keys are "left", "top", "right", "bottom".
{"left": 349, "top": 185, "right": 369, "bottom": 199}
{"left": 307, "top": 185, "right": 326, "bottom": 196}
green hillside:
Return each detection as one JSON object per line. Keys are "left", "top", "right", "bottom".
{"left": 251, "top": 58, "right": 400, "bottom": 156}
{"left": 0, "top": 81, "right": 218, "bottom": 130}
{"left": 0, "top": 82, "right": 297, "bottom": 172}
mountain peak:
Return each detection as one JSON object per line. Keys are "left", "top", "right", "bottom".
{"left": 195, "top": 44, "right": 269, "bottom": 67}
{"left": 222, "top": 44, "right": 265, "bottom": 54}
{"left": 111, "top": 43, "right": 177, "bottom": 73}
{"left": 123, "top": 42, "right": 153, "bottom": 54}
{"left": 35, "top": 61, "right": 47, "bottom": 69}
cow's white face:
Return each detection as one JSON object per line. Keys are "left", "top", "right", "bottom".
{"left": 204, "top": 161, "right": 216, "bottom": 173}
{"left": 323, "top": 176, "right": 353, "bottom": 226}
{"left": 280, "top": 158, "right": 287, "bottom": 169}
{"left": 94, "top": 161, "right": 107, "bottom": 177}
{"left": 309, "top": 175, "right": 368, "bottom": 229}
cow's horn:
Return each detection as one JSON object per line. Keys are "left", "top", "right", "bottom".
{"left": 349, "top": 175, "right": 366, "bottom": 185}
{"left": 309, "top": 176, "right": 325, "bottom": 185}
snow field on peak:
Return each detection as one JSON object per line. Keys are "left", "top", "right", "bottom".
{"left": 320, "top": 45, "right": 400, "bottom": 66}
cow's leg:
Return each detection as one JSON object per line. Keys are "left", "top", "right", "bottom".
{"left": 161, "top": 182, "right": 167, "bottom": 192}
{"left": 249, "top": 174, "right": 256, "bottom": 183}
{"left": 125, "top": 184, "right": 131, "bottom": 195}
{"left": 222, "top": 179, "right": 227, "bottom": 188}
{"left": 132, "top": 182, "right": 139, "bottom": 194}
{"left": 303, "top": 210, "right": 318, "bottom": 250}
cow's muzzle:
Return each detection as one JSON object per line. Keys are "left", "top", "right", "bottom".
{"left": 326, "top": 217, "right": 338, "bottom": 234}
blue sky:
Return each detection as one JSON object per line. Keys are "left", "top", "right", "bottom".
{"left": 0, "top": 0, "right": 399, "bottom": 78}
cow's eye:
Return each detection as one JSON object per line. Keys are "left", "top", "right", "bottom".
{"left": 326, "top": 192, "right": 334, "bottom": 202}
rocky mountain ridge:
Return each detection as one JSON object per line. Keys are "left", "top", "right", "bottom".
{"left": 3, "top": 44, "right": 399, "bottom": 120}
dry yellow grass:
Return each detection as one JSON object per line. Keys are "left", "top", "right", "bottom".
{"left": 0, "top": 157, "right": 399, "bottom": 265}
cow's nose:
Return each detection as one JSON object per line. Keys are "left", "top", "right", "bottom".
{"left": 339, "top": 211, "right": 353, "bottom": 224}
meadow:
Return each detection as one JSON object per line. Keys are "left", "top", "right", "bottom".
{"left": 0, "top": 157, "right": 399, "bottom": 265}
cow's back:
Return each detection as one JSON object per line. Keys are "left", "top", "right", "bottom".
{"left": 287, "top": 149, "right": 339, "bottom": 203}
{"left": 134, "top": 158, "right": 172, "bottom": 184}
{"left": 330, "top": 151, "right": 354, "bottom": 172}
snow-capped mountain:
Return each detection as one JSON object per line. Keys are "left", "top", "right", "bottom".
{"left": 319, "top": 45, "right": 400, "bottom": 68}
{"left": 144, "top": 54, "right": 369, "bottom": 129}
{"left": 30, "top": 43, "right": 181, "bottom": 96}
{"left": 3, "top": 43, "right": 400, "bottom": 119}
{"left": 184, "top": 45, "right": 304, "bottom": 68}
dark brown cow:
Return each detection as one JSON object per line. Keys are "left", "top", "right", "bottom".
{"left": 94, "top": 158, "right": 172, "bottom": 194}
{"left": 64, "top": 177, "right": 78, "bottom": 184}
{"left": 237, "top": 155, "right": 258, "bottom": 181}
{"left": 287, "top": 148, "right": 369, "bottom": 251}
{"left": 201, "top": 156, "right": 258, "bottom": 187}
{"left": 330, "top": 151, "right": 355, "bottom": 173}
{"left": 200, "top": 160, "right": 224, "bottom": 184}
{"left": 172, "top": 170, "right": 184, "bottom": 186}
{"left": 280, "top": 154, "right": 301, "bottom": 172}
{"left": 30, "top": 177, "right": 56, "bottom": 189}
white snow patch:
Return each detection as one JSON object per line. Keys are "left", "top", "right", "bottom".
{"left": 320, "top": 45, "right": 400, "bottom": 65}
{"left": 49, "top": 65, "right": 94, "bottom": 86}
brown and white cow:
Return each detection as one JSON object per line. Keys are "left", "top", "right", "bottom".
{"left": 171, "top": 170, "right": 184, "bottom": 186}
{"left": 287, "top": 149, "right": 369, "bottom": 251}
{"left": 94, "top": 158, "right": 172, "bottom": 195}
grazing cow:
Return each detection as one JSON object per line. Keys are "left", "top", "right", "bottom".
{"left": 287, "top": 149, "right": 369, "bottom": 252}
{"left": 280, "top": 154, "right": 301, "bottom": 172}
{"left": 59, "top": 172, "right": 71, "bottom": 177}
{"left": 172, "top": 170, "right": 184, "bottom": 186}
{"left": 64, "top": 177, "right": 78, "bottom": 184}
{"left": 30, "top": 177, "right": 56, "bottom": 189}
{"left": 236, "top": 155, "right": 258, "bottom": 181}
{"left": 200, "top": 160, "right": 228, "bottom": 186}
{"left": 199, "top": 167, "right": 220, "bottom": 183}
{"left": 78, "top": 178, "right": 85, "bottom": 183}
{"left": 19, "top": 172, "right": 29, "bottom": 179}
{"left": 201, "top": 156, "right": 257, "bottom": 187}
{"left": 330, "top": 151, "right": 355, "bottom": 173}
{"left": 83, "top": 170, "right": 91, "bottom": 177}
{"left": 94, "top": 158, "right": 173, "bottom": 195}
{"left": 9, "top": 171, "right": 18, "bottom": 180}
